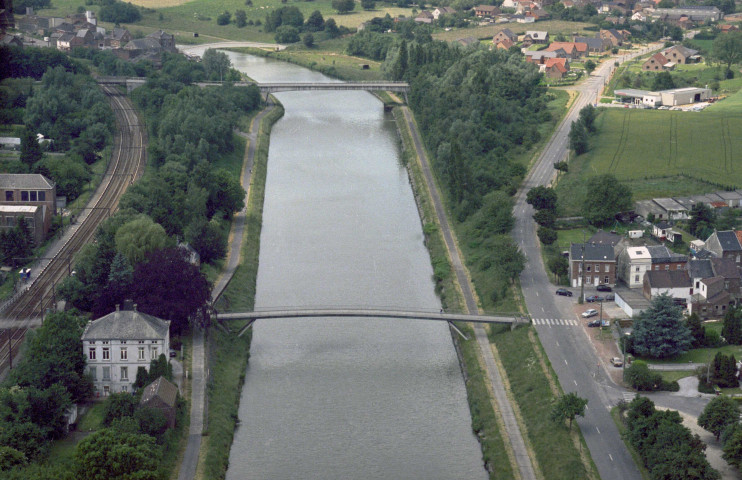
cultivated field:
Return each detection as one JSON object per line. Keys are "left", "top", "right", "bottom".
{"left": 556, "top": 105, "right": 742, "bottom": 215}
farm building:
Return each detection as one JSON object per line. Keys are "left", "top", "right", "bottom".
{"left": 614, "top": 87, "right": 711, "bottom": 107}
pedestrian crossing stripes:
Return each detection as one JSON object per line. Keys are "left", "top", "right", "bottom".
{"left": 531, "top": 318, "right": 579, "bottom": 327}
{"left": 621, "top": 391, "right": 637, "bottom": 403}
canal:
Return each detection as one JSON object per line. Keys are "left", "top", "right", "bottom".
{"left": 212, "top": 51, "right": 487, "bottom": 479}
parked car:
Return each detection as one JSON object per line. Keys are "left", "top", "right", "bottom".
{"left": 169, "top": 349, "right": 177, "bottom": 358}
{"left": 587, "top": 319, "right": 601, "bottom": 327}
{"left": 596, "top": 284, "right": 612, "bottom": 292}
{"left": 582, "top": 309, "right": 598, "bottom": 318}
{"left": 610, "top": 357, "right": 623, "bottom": 367}
{"left": 556, "top": 288, "right": 573, "bottom": 297}
{"left": 585, "top": 295, "right": 604, "bottom": 302}
{"left": 605, "top": 293, "right": 615, "bottom": 301}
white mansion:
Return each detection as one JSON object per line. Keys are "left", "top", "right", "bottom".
{"left": 82, "top": 305, "right": 170, "bottom": 396}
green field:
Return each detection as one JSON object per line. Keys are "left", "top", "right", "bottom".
{"left": 556, "top": 106, "right": 742, "bottom": 216}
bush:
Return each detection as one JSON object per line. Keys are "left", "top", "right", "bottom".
{"left": 624, "top": 360, "right": 662, "bottom": 391}
{"left": 217, "top": 11, "right": 232, "bottom": 25}
{"left": 274, "top": 25, "right": 300, "bottom": 43}
{"left": 99, "top": 1, "right": 142, "bottom": 23}
{"left": 704, "top": 328, "right": 725, "bottom": 348}
{"left": 537, "top": 226, "right": 557, "bottom": 245}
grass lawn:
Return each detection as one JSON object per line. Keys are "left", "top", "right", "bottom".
{"left": 708, "top": 87, "right": 742, "bottom": 112}
{"left": 490, "top": 325, "right": 598, "bottom": 480}
{"left": 555, "top": 106, "right": 742, "bottom": 216}
{"left": 657, "top": 370, "right": 696, "bottom": 383}
{"left": 645, "top": 343, "right": 742, "bottom": 364}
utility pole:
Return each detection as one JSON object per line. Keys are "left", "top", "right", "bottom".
{"left": 580, "top": 231, "right": 586, "bottom": 302}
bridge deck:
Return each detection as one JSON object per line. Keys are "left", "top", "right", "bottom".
{"left": 217, "top": 309, "right": 525, "bottom": 324}
{"left": 96, "top": 77, "right": 409, "bottom": 93}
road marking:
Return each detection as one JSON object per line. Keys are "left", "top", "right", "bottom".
{"left": 535, "top": 291, "right": 539, "bottom": 297}
{"left": 574, "top": 380, "right": 578, "bottom": 386}
{"left": 556, "top": 341, "right": 560, "bottom": 347}
{"left": 609, "top": 454, "right": 614, "bottom": 462}
{"left": 596, "top": 427, "right": 601, "bottom": 434}
{"left": 564, "top": 359, "right": 568, "bottom": 366}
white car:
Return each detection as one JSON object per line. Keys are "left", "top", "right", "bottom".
{"left": 582, "top": 309, "right": 598, "bottom": 318}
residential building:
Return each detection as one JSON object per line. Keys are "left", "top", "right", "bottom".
{"left": 542, "top": 57, "right": 569, "bottom": 79}
{"left": 642, "top": 52, "right": 672, "bottom": 71}
{"left": 545, "top": 41, "right": 588, "bottom": 58}
{"left": 524, "top": 30, "right": 549, "bottom": 43}
{"left": 661, "top": 45, "right": 700, "bottom": 64}
{"left": 646, "top": 245, "right": 687, "bottom": 273}
{"left": 82, "top": 305, "right": 170, "bottom": 396}
{"left": 588, "top": 230, "right": 622, "bottom": 247}
{"left": 474, "top": 4, "right": 500, "bottom": 17}
{"left": 617, "top": 246, "right": 653, "bottom": 288}
{"left": 705, "top": 230, "right": 742, "bottom": 266}
{"left": 651, "top": 6, "right": 722, "bottom": 23}
{"left": 720, "top": 24, "right": 739, "bottom": 33}
{"left": 0, "top": 205, "right": 45, "bottom": 244}
{"left": 414, "top": 10, "right": 434, "bottom": 23}
{"left": 600, "top": 28, "right": 626, "bottom": 46}
{"left": 139, "top": 377, "right": 179, "bottom": 428}
{"left": 106, "top": 28, "right": 131, "bottom": 48}
{"left": 0, "top": 173, "right": 56, "bottom": 238}
{"left": 574, "top": 35, "right": 610, "bottom": 53}
{"left": 0, "top": 33, "right": 23, "bottom": 47}
{"left": 493, "top": 28, "right": 517, "bottom": 45}
{"left": 495, "top": 38, "right": 515, "bottom": 49}
{"left": 524, "top": 49, "right": 558, "bottom": 64}
{"left": 642, "top": 270, "right": 692, "bottom": 305}
{"left": 432, "top": 7, "right": 456, "bottom": 19}
{"left": 569, "top": 243, "right": 617, "bottom": 287}
{"left": 690, "top": 276, "right": 732, "bottom": 319}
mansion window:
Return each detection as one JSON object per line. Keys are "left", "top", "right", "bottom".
{"left": 138, "top": 347, "right": 145, "bottom": 361}
{"left": 4, "top": 191, "right": 12, "bottom": 201}
{"left": 102, "top": 347, "right": 110, "bottom": 360}
{"left": 102, "top": 366, "right": 111, "bottom": 381}
{"left": 89, "top": 348, "right": 96, "bottom": 360}
{"left": 151, "top": 347, "right": 159, "bottom": 360}
{"left": 595, "top": 265, "right": 600, "bottom": 272}
{"left": 120, "top": 348, "right": 127, "bottom": 361}
{"left": 89, "top": 367, "right": 97, "bottom": 381}
{"left": 121, "top": 367, "right": 128, "bottom": 381}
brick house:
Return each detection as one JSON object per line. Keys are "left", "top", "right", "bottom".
{"left": 493, "top": 28, "right": 517, "bottom": 45}
{"left": 661, "top": 45, "right": 699, "bottom": 65}
{"left": 705, "top": 230, "right": 742, "bottom": 267}
{"left": 642, "top": 52, "right": 671, "bottom": 71}
{"left": 690, "top": 276, "right": 732, "bottom": 319}
{"left": 642, "top": 270, "right": 692, "bottom": 305}
{"left": 82, "top": 304, "right": 170, "bottom": 396}
{"left": 474, "top": 4, "right": 500, "bottom": 17}
{"left": 139, "top": 376, "right": 179, "bottom": 428}
{"left": 543, "top": 57, "right": 569, "bottom": 79}
{"left": 569, "top": 243, "right": 617, "bottom": 287}
{"left": 0, "top": 174, "right": 56, "bottom": 241}
{"left": 545, "top": 41, "right": 588, "bottom": 59}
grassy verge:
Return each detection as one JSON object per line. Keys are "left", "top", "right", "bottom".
{"left": 610, "top": 407, "right": 652, "bottom": 480}
{"left": 200, "top": 104, "right": 283, "bottom": 480}
{"left": 656, "top": 370, "right": 695, "bottom": 383}
{"left": 227, "top": 40, "right": 384, "bottom": 81}
{"left": 490, "top": 325, "right": 599, "bottom": 480}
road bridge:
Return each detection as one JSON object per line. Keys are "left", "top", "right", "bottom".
{"left": 96, "top": 77, "right": 409, "bottom": 97}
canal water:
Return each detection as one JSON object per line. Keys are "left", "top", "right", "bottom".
{"left": 210, "top": 51, "right": 487, "bottom": 480}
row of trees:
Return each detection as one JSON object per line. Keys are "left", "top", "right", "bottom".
{"left": 698, "top": 396, "right": 742, "bottom": 469}
{"left": 623, "top": 396, "right": 720, "bottom": 479}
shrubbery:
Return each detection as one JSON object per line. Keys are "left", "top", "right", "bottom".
{"left": 99, "top": 1, "right": 142, "bottom": 23}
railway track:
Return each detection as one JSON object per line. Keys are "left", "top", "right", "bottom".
{"left": 0, "top": 85, "right": 146, "bottom": 374}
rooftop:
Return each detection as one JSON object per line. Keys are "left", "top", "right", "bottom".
{"left": 82, "top": 308, "right": 170, "bottom": 341}
{"left": 0, "top": 173, "right": 55, "bottom": 190}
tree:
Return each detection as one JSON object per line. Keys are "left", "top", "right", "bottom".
{"left": 632, "top": 294, "right": 693, "bottom": 358}
{"left": 0, "top": 446, "right": 27, "bottom": 471}
{"left": 184, "top": 218, "right": 226, "bottom": 264}
{"left": 217, "top": 11, "right": 232, "bottom": 25}
{"left": 325, "top": 18, "right": 340, "bottom": 37}
{"left": 698, "top": 395, "right": 739, "bottom": 440}
{"left": 114, "top": 215, "right": 172, "bottom": 264}
{"left": 710, "top": 352, "right": 739, "bottom": 388}
{"left": 526, "top": 186, "right": 557, "bottom": 211}
{"left": 305, "top": 10, "right": 325, "bottom": 31}
{"left": 130, "top": 247, "right": 211, "bottom": 334}
{"left": 722, "top": 307, "right": 742, "bottom": 344}
{"left": 548, "top": 255, "right": 569, "bottom": 282}
{"left": 723, "top": 423, "right": 742, "bottom": 468}
{"left": 102, "top": 392, "right": 138, "bottom": 427}
{"left": 533, "top": 209, "right": 556, "bottom": 228}
{"left": 0, "top": 221, "right": 32, "bottom": 267}
{"left": 688, "top": 203, "right": 714, "bottom": 238}
{"left": 20, "top": 127, "right": 42, "bottom": 168}
{"left": 361, "top": 0, "right": 376, "bottom": 9}
{"left": 75, "top": 428, "right": 160, "bottom": 480}
{"left": 651, "top": 70, "right": 675, "bottom": 91}
{"left": 332, "top": 0, "right": 355, "bottom": 13}
{"left": 551, "top": 392, "right": 588, "bottom": 430}
{"left": 624, "top": 360, "right": 663, "bottom": 391}
{"left": 578, "top": 104, "right": 597, "bottom": 133}
{"left": 99, "top": 1, "right": 141, "bottom": 23}
{"left": 135, "top": 407, "right": 168, "bottom": 438}
{"left": 537, "top": 226, "right": 557, "bottom": 245}
{"left": 568, "top": 119, "right": 588, "bottom": 154}
{"left": 493, "top": 236, "right": 526, "bottom": 282}
{"left": 714, "top": 31, "right": 742, "bottom": 77}
{"left": 582, "top": 174, "right": 632, "bottom": 226}
{"left": 584, "top": 59, "right": 596, "bottom": 74}
{"left": 303, "top": 32, "right": 315, "bottom": 48}
{"left": 235, "top": 9, "right": 247, "bottom": 27}
{"left": 275, "top": 25, "right": 300, "bottom": 43}
{"left": 202, "top": 48, "right": 232, "bottom": 82}
{"left": 687, "top": 312, "right": 705, "bottom": 348}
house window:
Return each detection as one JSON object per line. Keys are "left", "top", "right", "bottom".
{"left": 138, "top": 347, "right": 145, "bottom": 360}
{"left": 586, "top": 276, "right": 591, "bottom": 284}
{"left": 89, "top": 367, "right": 97, "bottom": 381}
{"left": 635, "top": 275, "right": 640, "bottom": 282}
{"left": 29, "top": 191, "right": 37, "bottom": 201}
{"left": 121, "top": 367, "right": 128, "bottom": 381}
{"left": 595, "top": 265, "right": 601, "bottom": 272}
{"left": 4, "top": 191, "right": 12, "bottom": 201}
{"left": 635, "top": 267, "right": 640, "bottom": 272}
{"left": 88, "top": 348, "right": 96, "bottom": 360}
{"left": 605, "top": 265, "right": 610, "bottom": 272}
{"left": 20, "top": 191, "right": 28, "bottom": 201}
{"left": 38, "top": 191, "right": 45, "bottom": 201}
{"left": 665, "top": 265, "right": 669, "bottom": 270}
{"left": 151, "top": 347, "right": 159, "bottom": 359}
{"left": 102, "top": 366, "right": 111, "bottom": 381}
{"left": 102, "top": 347, "right": 110, "bottom": 360}
{"left": 103, "top": 385, "right": 110, "bottom": 396}
{"left": 120, "top": 348, "right": 127, "bottom": 360}
{"left": 121, "top": 385, "right": 127, "bottom": 393}
{"left": 586, "top": 266, "right": 591, "bottom": 272}
{"left": 605, "top": 276, "right": 609, "bottom": 284}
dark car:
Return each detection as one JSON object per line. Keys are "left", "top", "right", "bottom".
{"left": 585, "top": 295, "right": 604, "bottom": 302}
{"left": 587, "top": 319, "right": 601, "bottom": 327}
{"left": 605, "top": 293, "right": 615, "bottom": 301}
{"left": 556, "top": 288, "right": 573, "bottom": 297}
{"left": 596, "top": 284, "right": 612, "bottom": 292}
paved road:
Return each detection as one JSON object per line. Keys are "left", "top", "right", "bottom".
{"left": 513, "top": 46, "right": 662, "bottom": 480}
{"left": 400, "top": 107, "right": 538, "bottom": 480}
{"left": 178, "top": 41, "right": 286, "bottom": 53}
